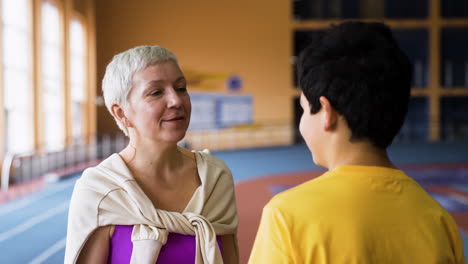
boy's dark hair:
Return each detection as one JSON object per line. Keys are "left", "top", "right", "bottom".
{"left": 298, "top": 22, "right": 412, "bottom": 149}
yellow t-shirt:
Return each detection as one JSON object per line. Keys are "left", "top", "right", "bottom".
{"left": 249, "top": 165, "right": 465, "bottom": 264}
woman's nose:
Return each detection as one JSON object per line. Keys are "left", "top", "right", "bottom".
{"left": 166, "top": 88, "right": 182, "bottom": 108}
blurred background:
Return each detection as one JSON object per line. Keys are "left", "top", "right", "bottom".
{"left": 0, "top": 0, "right": 468, "bottom": 263}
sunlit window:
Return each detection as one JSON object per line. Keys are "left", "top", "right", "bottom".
{"left": 2, "top": 0, "right": 33, "bottom": 154}
{"left": 42, "top": 1, "right": 64, "bottom": 151}
{"left": 69, "top": 19, "right": 85, "bottom": 140}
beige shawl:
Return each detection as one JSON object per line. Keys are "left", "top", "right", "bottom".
{"left": 64, "top": 150, "right": 238, "bottom": 264}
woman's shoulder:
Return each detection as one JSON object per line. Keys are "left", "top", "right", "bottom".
{"left": 183, "top": 148, "right": 234, "bottom": 186}
{"left": 75, "top": 154, "right": 127, "bottom": 192}
{"left": 191, "top": 148, "right": 230, "bottom": 170}
{"left": 178, "top": 146, "right": 196, "bottom": 160}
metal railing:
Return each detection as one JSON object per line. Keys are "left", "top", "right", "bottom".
{"left": 184, "top": 121, "right": 294, "bottom": 151}
{"left": 0, "top": 121, "right": 293, "bottom": 192}
{"left": 2, "top": 119, "right": 468, "bottom": 192}
{"left": 1, "top": 133, "right": 128, "bottom": 192}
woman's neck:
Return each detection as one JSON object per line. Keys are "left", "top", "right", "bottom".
{"left": 119, "top": 140, "right": 184, "bottom": 183}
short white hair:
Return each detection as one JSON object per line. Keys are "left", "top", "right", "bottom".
{"left": 102, "top": 45, "right": 179, "bottom": 136}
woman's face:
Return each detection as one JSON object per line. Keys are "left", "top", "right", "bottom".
{"left": 125, "top": 60, "right": 191, "bottom": 144}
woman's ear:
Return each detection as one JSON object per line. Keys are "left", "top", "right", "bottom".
{"left": 110, "top": 104, "right": 131, "bottom": 127}
{"left": 319, "top": 96, "right": 338, "bottom": 131}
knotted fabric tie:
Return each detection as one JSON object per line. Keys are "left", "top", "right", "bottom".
{"left": 130, "top": 211, "right": 223, "bottom": 264}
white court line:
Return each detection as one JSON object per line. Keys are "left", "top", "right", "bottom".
{"left": 0, "top": 201, "right": 69, "bottom": 243}
{"left": 0, "top": 179, "right": 76, "bottom": 216}
{"left": 29, "top": 237, "right": 66, "bottom": 264}
{"left": 449, "top": 193, "right": 468, "bottom": 205}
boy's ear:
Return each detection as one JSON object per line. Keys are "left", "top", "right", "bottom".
{"left": 111, "top": 104, "right": 132, "bottom": 127}
{"left": 319, "top": 96, "right": 338, "bottom": 131}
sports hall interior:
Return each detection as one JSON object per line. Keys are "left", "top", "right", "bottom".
{"left": 0, "top": 0, "right": 468, "bottom": 263}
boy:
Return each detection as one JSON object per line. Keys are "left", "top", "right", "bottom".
{"left": 249, "top": 22, "right": 465, "bottom": 263}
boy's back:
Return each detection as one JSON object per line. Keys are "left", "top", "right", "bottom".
{"left": 248, "top": 21, "right": 465, "bottom": 263}
{"left": 250, "top": 165, "right": 464, "bottom": 263}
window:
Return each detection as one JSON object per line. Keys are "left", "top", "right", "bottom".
{"left": 2, "top": 0, "right": 33, "bottom": 154}
{"left": 69, "top": 18, "right": 86, "bottom": 140}
{"left": 42, "top": 1, "right": 64, "bottom": 151}
{"left": 441, "top": 28, "right": 468, "bottom": 88}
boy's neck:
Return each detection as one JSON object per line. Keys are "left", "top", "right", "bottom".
{"left": 327, "top": 140, "right": 396, "bottom": 171}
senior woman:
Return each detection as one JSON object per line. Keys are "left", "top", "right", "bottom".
{"left": 64, "top": 46, "right": 239, "bottom": 264}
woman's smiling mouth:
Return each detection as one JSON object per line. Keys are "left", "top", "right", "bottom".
{"left": 162, "top": 116, "right": 186, "bottom": 124}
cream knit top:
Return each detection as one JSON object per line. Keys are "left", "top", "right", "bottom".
{"left": 64, "top": 150, "right": 239, "bottom": 264}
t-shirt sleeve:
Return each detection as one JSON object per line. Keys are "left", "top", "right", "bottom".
{"left": 444, "top": 213, "right": 466, "bottom": 264}
{"left": 248, "top": 202, "right": 294, "bottom": 264}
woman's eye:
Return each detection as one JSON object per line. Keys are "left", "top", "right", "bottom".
{"left": 150, "top": 90, "right": 162, "bottom": 96}
{"left": 177, "top": 87, "right": 187, "bottom": 92}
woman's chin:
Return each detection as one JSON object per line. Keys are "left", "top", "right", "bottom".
{"left": 164, "top": 131, "right": 187, "bottom": 144}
